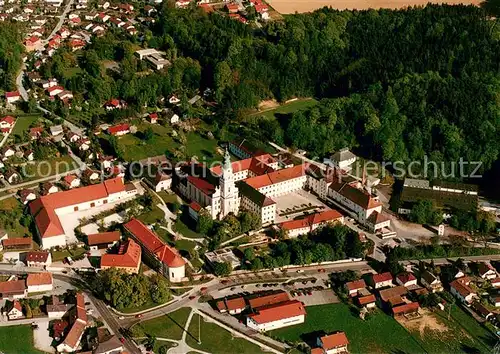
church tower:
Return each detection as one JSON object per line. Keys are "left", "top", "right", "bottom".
{"left": 219, "top": 148, "right": 238, "bottom": 218}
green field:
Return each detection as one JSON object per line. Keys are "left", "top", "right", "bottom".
{"left": 173, "top": 216, "right": 204, "bottom": 239}
{"left": 11, "top": 114, "right": 41, "bottom": 138}
{"left": 270, "top": 303, "right": 425, "bottom": 354}
{"left": 409, "top": 305, "right": 496, "bottom": 354}
{"left": 134, "top": 307, "right": 192, "bottom": 340}
{"left": 51, "top": 246, "right": 87, "bottom": 262}
{"left": 251, "top": 98, "right": 318, "bottom": 121}
{"left": 137, "top": 205, "right": 165, "bottom": 225}
{"left": 186, "top": 313, "right": 266, "bottom": 354}
{"left": 0, "top": 325, "right": 44, "bottom": 354}
{"left": 21, "top": 156, "right": 76, "bottom": 182}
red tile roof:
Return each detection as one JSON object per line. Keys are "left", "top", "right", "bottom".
{"left": 392, "top": 302, "right": 420, "bottom": 315}
{"left": 281, "top": 209, "right": 343, "bottom": 232}
{"left": 2, "top": 238, "right": 32, "bottom": 248}
{"left": 396, "top": 272, "right": 416, "bottom": 284}
{"left": 225, "top": 297, "right": 246, "bottom": 311}
{"left": 248, "top": 291, "right": 289, "bottom": 309}
{"left": 27, "top": 272, "right": 53, "bottom": 286}
{"left": 357, "top": 294, "right": 376, "bottom": 305}
{"left": 187, "top": 176, "right": 216, "bottom": 196}
{"left": 30, "top": 177, "right": 125, "bottom": 238}
{"left": 107, "top": 123, "right": 130, "bottom": 135}
{"left": 210, "top": 154, "right": 276, "bottom": 176}
{"left": 124, "top": 219, "right": 185, "bottom": 268}
{"left": 100, "top": 239, "right": 141, "bottom": 269}
{"left": 0, "top": 280, "right": 26, "bottom": 295}
{"left": 189, "top": 201, "right": 202, "bottom": 212}
{"left": 245, "top": 164, "right": 307, "bottom": 189}
{"left": 26, "top": 251, "right": 50, "bottom": 263}
{"left": 62, "top": 320, "right": 86, "bottom": 349}
{"left": 371, "top": 272, "right": 393, "bottom": 284}
{"left": 5, "top": 91, "right": 20, "bottom": 98}
{"left": 248, "top": 300, "right": 306, "bottom": 324}
{"left": 329, "top": 181, "right": 382, "bottom": 210}
{"left": 0, "top": 116, "right": 15, "bottom": 125}
{"left": 87, "top": 231, "right": 120, "bottom": 246}
{"left": 450, "top": 279, "right": 476, "bottom": 298}
{"left": 320, "top": 332, "right": 349, "bottom": 350}
{"left": 345, "top": 279, "right": 366, "bottom": 291}
{"left": 63, "top": 174, "right": 78, "bottom": 184}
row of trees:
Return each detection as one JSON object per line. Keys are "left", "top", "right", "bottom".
{"left": 243, "top": 224, "right": 365, "bottom": 270}
{"left": 0, "top": 23, "right": 24, "bottom": 91}
{"left": 196, "top": 211, "right": 260, "bottom": 250}
{"left": 91, "top": 268, "right": 170, "bottom": 310}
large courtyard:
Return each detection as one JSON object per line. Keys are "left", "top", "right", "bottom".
{"left": 274, "top": 189, "right": 330, "bottom": 223}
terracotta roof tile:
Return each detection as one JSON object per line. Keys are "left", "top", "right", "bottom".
{"left": 26, "top": 251, "right": 50, "bottom": 263}
{"left": 248, "top": 291, "right": 289, "bottom": 309}
{"left": 320, "top": 332, "right": 349, "bottom": 350}
{"left": 27, "top": 272, "right": 53, "bottom": 286}
{"left": 87, "top": 231, "right": 120, "bottom": 246}
{"left": 248, "top": 300, "right": 306, "bottom": 324}
{"left": 100, "top": 239, "right": 141, "bottom": 269}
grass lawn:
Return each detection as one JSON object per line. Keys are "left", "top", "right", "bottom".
{"left": 137, "top": 205, "right": 165, "bottom": 225}
{"left": 0, "top": 325, "right": 44, "bottom": 354}
{"left": 11, "top": 114, "right": 41, "bottom": 138}
{"left": 120, "top": 299, "right": 160, "bottom": 314}
{"left": 173, "top": 212, "right": 204, "bottom": 239}
{"left": 157, "top": 191, "right": 183, "bottom": 205}
{"left": 185, "top": 132, "right": 221, "bottom": 164}
{"left": 270, "top": 303, "right": 425, "bottom": 354}
{"left": 186, "top": 313, "right": 266, "bottom": 354}
{"left": 21, "top": 156, "right": 76, "bottom": 182}
{"left": 250, "top": 98, "right": 318, "bottom": 121}
{"left": 175, "top": 239, "right": 197, "bottom": 254}
{"left": 51, "top": 247, "right": 87, "bottom": 262}
{"left": 135, "top": 307, "right": 192, "bottom": 340}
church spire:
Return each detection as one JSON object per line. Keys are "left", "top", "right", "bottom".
{"left": 223, "top": 148, "right": 231, "bottom": 171}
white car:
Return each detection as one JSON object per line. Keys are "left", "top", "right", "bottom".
{"left": 118, "top": 316, "right": 125, "bottom": 320}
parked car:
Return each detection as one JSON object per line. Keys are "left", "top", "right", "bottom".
{"left": 135, "top": 314, "right": 143, "bottom": 319}
{"left": 189, "top": 295, "right": 196, "bottom": 300}
{"left": 118, "top": 316, "right": 125, "bottom": 320}
{"left": 119, "top": 338, "right": 125, "bottom": 343}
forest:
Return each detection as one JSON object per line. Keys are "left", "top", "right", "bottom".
{"left": 149, "top": 4, "right": 499, "bottom": 177}
{"left": 0, "top": 23, "right": 24, "bottom": 92}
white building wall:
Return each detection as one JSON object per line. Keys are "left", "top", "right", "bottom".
{"left": 27, "top": 283, "right": 53, "bottom": 293}
{"left": 168, "top": 265, "right": 185, "bottom": 283}
{"left": 246, "top": 314, "right": 305, "bottom": 332}
{"left": 42, "top": 235, "right": 66, "bottom": 249}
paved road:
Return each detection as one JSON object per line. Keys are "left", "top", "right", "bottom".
{"left": 15, "top": 65, "right": 28, "bottom": 101}
{"left": 44, "top": 0, "right": 75, "bottom": 44}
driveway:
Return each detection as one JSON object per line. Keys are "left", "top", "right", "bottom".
{"left": 33, "top": 319, "right": 55, "bottom": 353}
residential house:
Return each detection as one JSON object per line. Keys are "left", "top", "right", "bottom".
{"left": 49, "top": 125, "right": 63, "bottom": 136}
{"left": 490, "top": 295, "right": 500, "bottom": 307}
{"left": 82, "top": 169, "right": 100, "bottom": 182}
{"left": 104, "top": 99, "right": 124, "bottom": 111}
{"left": 47, "top": 295, "right": 68, "bottom": 318}
{"left": 345, "top": 279, "right": 366, "bottom": 297}
{"left": 29, "top": 127, "right": 44, "bottom": 140}
{"left": 0, "top": 116, "right": 15, "bottom": 130}
{"left": 47, "top": 85, "right": 64, "bottom": 97}
{"left": 153, "top": 170, "right": 172, "bottom": 192}
{"left": 24, "top": 150, "right": 34, "bottom": 161}
{"left": 63, "top": 174, "right": 81, "bottom": 189}
{"left": 491, "top": 278, "right": 500, "bottom": 288}
{"left": 94, "top": 335, "right": 124, "bottom": 354}
{"left": 1, "top": 238, "right": 32, "bottom": 250}
{"left": 477, "top": 262, "right": 497, "bottom": 280}
{"left": 392, "top": 302, "right": 420, "bottom": 317}
{"left": 149, "top": 112, "right": 158, "bottom": 124}
{"left": 5, "top": 300, "right": 23, "bottom": 320}
{"left": 19, "top": 189, "right": 37, "bottom": 205}
{"left": 5, "top": 91, "right": 21, "bottom": 103}
{"left": 107, "top": 123, "right": 130, "bottom": 136}
{"left": 450, "top": 278, "right": 477, "bottom": 304}
{"left": 369, "top": 272, "right": 393, "bottom": 289}
{"left": 0, "top": 280, "right": 27, "bottom": 299}
{"left": 26, "top": 272, "right": 53, "bottom": 293}
{"left": 56, "top": 293, "right": 87, "bottom": 352}
{"left": 420, "top": 271, "right": 443, "bottom": 293}
{"left": 26, "top": 251, "right": 52, "bottom": 267}
{"left": 314, "top": 332, "right": 349, "bottom": 354}
{"left": 24, "top": 36, "right": 41, "bottom": 51}
{"left": 1, "top": 146, "right": 15, "bottom": 160}
{"left": 168, "top": 94, "right": 180, "bottom": 104}
{"left": 41, "top": 182, "right": 59, "bottom": 195}
{"left": 396, "top": 273, "right": 418, "bottom": 288}
{"left": 5, "top": 170, "right": 20, "bottom": 184}
{"left": 356, "top": 294, "right": 376, "bottom": 309}
{"left": 472, "top": 301, "right": 493, "bottom": 320}
{"left": 164, "top": 109, "right": 179, "bottom": 124}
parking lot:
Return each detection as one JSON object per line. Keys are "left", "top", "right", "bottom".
{"left": 215, "top": 277, "right": 339, "bottom": 306}
{"left": 273, "top": 190, "right": 330, "bottom": 223}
